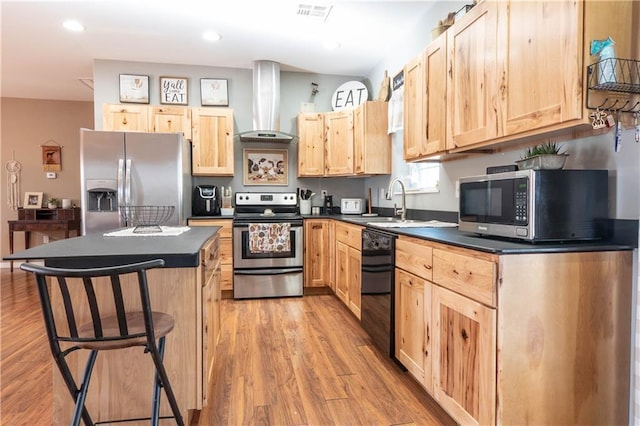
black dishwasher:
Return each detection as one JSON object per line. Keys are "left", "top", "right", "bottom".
{"left": 361, "top": 227, "right": 397, "bottom": 360}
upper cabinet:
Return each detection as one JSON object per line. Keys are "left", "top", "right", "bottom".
{"left": 403, "top": 0, "right": 636, "bottom": 158}
{"left": 297, "top": 101, "right": 390, "bottom": 177}
{"left": 403, "top": 55, "right": 425, "bottom": 160}
{"left": 103, "top": 104, "right": 150, "bottom": 132}
{"left": 191, "top": 107, "right": 234, "bottom": 176}
{"left": 403, "top": 33, "right": 448, "bottom": 161}
{"left": 503, "top": 1, "right": 582, "bottom": 136}
{"left": 297, "top": 113, "right": 325, "bottom": 177}
{"left": 325, "top": 109, "right": 355, "bottom": 175}
{"left": 150, "top": 106, "right": 192, "bottom": 139}
{"left": 353, "top": 101, "right": 391, "bottom": 175}
{"left": 446, "top": 0, "right": 505, "bottom": 149}
{"left": 103, "top": 104, "right": 234, "bottom": 176}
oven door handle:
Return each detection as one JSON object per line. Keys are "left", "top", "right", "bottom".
{"left": 234, "top": 267, "right": 303, "bottom": 276}
{"left": 362, "top": 264, "right": 393, "bottom": 273}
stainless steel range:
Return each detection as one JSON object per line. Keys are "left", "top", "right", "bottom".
{"left": 233, "top": 192, "right": 303, "bottom": 299}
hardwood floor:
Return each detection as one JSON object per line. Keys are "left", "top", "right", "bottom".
{"left": 1, "top": 268, "right": 454, "bottom": 425}
{"left": 1, "top": 268, "right": 52, "bottom": 425}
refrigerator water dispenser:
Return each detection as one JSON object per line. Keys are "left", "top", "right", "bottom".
{"left": 86, "top": 179, "right": 117, "bottom": 212}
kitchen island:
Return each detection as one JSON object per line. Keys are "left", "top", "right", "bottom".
{"left": 4, "top": 226, "right": 221, "bottom": 424}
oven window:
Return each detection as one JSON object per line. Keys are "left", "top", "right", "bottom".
{"left": 240, "top": 229, "right": 297, "bottom": 259}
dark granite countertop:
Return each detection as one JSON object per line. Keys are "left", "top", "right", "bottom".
{"left": 4, "top": 226, "right": 220, "bottom": 268}
{"left": 305, "top": 214, "right": 636, "bottom": 254}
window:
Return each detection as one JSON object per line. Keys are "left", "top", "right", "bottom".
{"left": 398, "top": 162, "right": 440, "bottom": 194}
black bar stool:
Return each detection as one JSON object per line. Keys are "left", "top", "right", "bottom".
{"left": 21, "top": 259, "right": 184, "bottom": 426}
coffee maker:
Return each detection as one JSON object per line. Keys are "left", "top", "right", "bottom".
{"left": 192, "top": 185, "right": 221, "bottom": 216}
{"left": 323, "top": 195, "right": 333, "bottom": 215}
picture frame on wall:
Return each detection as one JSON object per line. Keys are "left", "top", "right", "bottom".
{"left": 23, "top": 192, "right": 43, "bottom": 209}
{"left": 119, "top": 74, "right": 149, "bottom": 104}
{"left": 200, "top": 78, "right": 229, "bottom": 106}
{"left": 160, "top": 76, "right": 188, "bottom": 105}
{"left": 243, "top": 149, "right": 288, "bottom": 186}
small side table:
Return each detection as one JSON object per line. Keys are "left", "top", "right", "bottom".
{"left": 8, "top": 207, "right": 81, "bottom": 272}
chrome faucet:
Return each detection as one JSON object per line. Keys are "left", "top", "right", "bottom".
{"left": 386, "top": 178, "right": 407, "bottom": 221}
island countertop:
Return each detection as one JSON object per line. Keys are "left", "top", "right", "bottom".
{"left": 4, "top": 226, "right": 220, "bottom": 268}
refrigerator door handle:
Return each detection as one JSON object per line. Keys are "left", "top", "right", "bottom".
{"left": 117, "top": 159, "right": 125, "bottom": 227}
{"left": 124, "top": 159, "right": 132, "bottom": 205}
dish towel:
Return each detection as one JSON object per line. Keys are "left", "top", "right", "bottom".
{"left": 248, "top": 223, "right": 290, "bottom": 253}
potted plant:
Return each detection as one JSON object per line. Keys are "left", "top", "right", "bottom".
{"left": 516, "top": 141, "right": 568, "bottom": 170}
{"left": 47, "top": 197, "right": 60, "bottom": 209}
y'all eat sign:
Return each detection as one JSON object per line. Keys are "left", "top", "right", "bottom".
{"left": 160, "top": 77, "right": 188, "bottom": 105}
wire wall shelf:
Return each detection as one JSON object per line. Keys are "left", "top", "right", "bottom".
{"left": 586, "top": 58, "right": 640, "bottom": 113}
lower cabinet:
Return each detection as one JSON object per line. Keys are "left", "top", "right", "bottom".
{"left": 200, "top": 233, "right": 221, "bottom": 406}
{"left": 395, "top": 268, "right": 431, "bottom": 391}
{"left": 394, "top": 235, "right": 632, "bottom": 425}
{"left": 303, "top": 219, "right": 330, "bottom": 287}
{"left": 334, "top": 222, "right": 363, "bottom": 319}
{"left": 188, "top": 218, "right": 233, "bottom": 291}
{"left": 431, "top": 285, "right": 496, "bottom": 425}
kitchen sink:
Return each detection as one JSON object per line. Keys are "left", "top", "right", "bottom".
{"left": 366, "top": 219, "right": 458, "bottom": 228}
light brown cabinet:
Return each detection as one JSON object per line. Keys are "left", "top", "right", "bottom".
{"left": 297, "top": 101, "right": 390, "bottom": 177}
{"left": 334, "top": 222, "right": 363, "bottom": 318}
{"left": 191, "top": 107, "right": 234, "bottom": 176}
{"left": 103, "top": 104, "right": 235, "bottom": 176}
{"left": 395, "top": 268, "right": 431, "bottom": 390}
{"left": 102, "top": 104, "right": 150, "bottom": 132}
{"left": 403, "top": 33, "right": 448, "bottom": 161}
{"left": 404, "top": 0, "right": 635, "bottom": 157}
{"left": 353, "top": 101, "right": 391, "bottom": 174}
{"left": 188, "top": 218, "right": 233, "bottom": 291}
{"left": 325, "top": 109, "right": 354, "bottom": 175}
{"left": 303, "top": 219, "right": 330, "bottom": 287}
{"left": 150, "top": 106, "right": 192, "bottom": 139}
{"left": 446, "top": 0, "right": 504, "bottom": 149}
{"left": 432, "top": 284, "right": 496, "bottom": 425}
{"left": 297, "top": 113, "right": 325, "bottom": 177}
{"left": 394, "top": 234, "right": 632, "bottom": 425}
{"left": 200, "top": 233, "right": 221, "bottom": 406}
{"left": 395, "top": 236, "right": 434, "bottom": 393}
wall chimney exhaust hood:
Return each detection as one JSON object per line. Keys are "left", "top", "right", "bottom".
{"left": 238, "top": 60, "right": 295, "bottom": 143}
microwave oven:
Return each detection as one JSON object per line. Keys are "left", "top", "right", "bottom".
{"left": 458, "top": 169, "right": 609, "bottom": 242}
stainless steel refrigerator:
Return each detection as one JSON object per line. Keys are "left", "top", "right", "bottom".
{"left": 80, "top": 129, "right": 192, "bottom": 235}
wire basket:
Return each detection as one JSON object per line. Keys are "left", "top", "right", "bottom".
{"left": 119, "top": 205, "right": 175, "bottom": 233}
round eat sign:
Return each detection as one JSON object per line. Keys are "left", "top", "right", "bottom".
{"left": 331, "top": 81, "right": 368, "bottom": 111}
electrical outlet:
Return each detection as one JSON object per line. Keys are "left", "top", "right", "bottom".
{"left": 379, "top": 188, "right": 386, "bottom": 200}
{"left": 321, "top": 189, "right": 327, "bottom": 198}
{"left": 43, "top": 235, "right": 50, "bottom": 244}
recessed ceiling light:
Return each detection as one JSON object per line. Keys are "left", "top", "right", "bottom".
{"left": 202, "top": 31, "right": 221, "bottom": 42}
{"left": 63, "top": 20, "right": 85, "bottom": 32}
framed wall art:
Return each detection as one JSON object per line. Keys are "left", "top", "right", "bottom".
{"left": 243, "top": 149, "right": 288, "bottom": 186}
{"left": 24, "top": 192, "right": 43, "bottom": 209}
{"left": 160, "top": 76, "right": 188, "bottom": 105}
{"left": 119, "top": 74, "right": 149, "bottom": 104}
{"left": 42, "top": 143, "right": 62, "bottom": 172}
{"left": 200, "top": 78, "right": 228, "bottom": 106}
